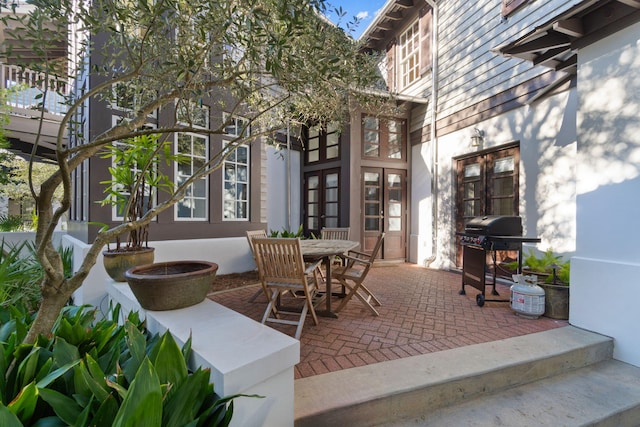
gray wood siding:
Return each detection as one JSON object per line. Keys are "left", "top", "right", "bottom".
{"left": 436, "top": 0, "right": 581, "bottom": 117}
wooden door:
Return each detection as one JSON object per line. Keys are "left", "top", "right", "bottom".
{"left": 362, "top": 167, "right": 406, "bottom": 260}
{"left": 304, "top": 169, "right": 341, "bottom": 237}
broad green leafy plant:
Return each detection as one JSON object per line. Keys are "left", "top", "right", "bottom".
{"left": 0, "top": 304, "right": 252, "bottom": 426}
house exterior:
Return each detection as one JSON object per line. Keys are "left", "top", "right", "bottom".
{"left": 358, "top": 0, "right": 640, "bottom": 367}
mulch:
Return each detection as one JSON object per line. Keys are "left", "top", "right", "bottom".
{"left": 211, "top": 270, "right": 259, "bottom": 293}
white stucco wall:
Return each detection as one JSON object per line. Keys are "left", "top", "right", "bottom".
{"left": 411, "top": 89, "right": 578, "bottom": 269}
{"left": 572, "top": 21, "right": 640, "bottom": 367}
{"left": 266, "top": 144, "right": 301, "bottom": 234}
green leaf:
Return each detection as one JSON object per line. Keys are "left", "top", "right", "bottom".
{"left": 161, "top": 367, "right": 211, "bottom": 425}
{"left": 149, "top": 331, "right": 187, "bottom": 387}
{"left": 122, "top": 321, "right": 148, "bottom": 383}
{"left": 35, "top": 359, "right": 79, "bottom": 389}
{"left": 52, "top": 337, "right": 80, "bottom": 368}
{"left": 31, "top": 416, "right": 67, "bottom": 426}
{"left": 112, "top": 358, "right": 162, "bottom": 427}
{"left": 38, "top": 388, "right": 82, "bottom": 424}
{"left": 0, "top": 403, "right": 22, "bottom": 427}
{"left": 91, "top": 394, "right": 119, "bottom": 427}
{"left": 73, "top": 356, "right": 110, "bottom": 402}
{"left": 7, "top": 382, "right": 37, "bottom": 424}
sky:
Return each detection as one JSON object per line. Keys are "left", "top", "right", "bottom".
{"left": 324, "top": 0, "right": 389, "bottom": 39}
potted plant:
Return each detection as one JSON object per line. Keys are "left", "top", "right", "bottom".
{"left": 99, "top": 133, "right": 180, "bottom": 281}
{"left": 507, "top": 249, "right": 570, "bottom": 320}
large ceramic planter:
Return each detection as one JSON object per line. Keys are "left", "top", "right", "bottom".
{"left": 539, "top": 283, "right": 569, "bottom": 320}
{"left": 124, "top": 260, "right": 218, "bottom": 311}
{"left": 103, "top": 247, "right": 155, "bottom": 282}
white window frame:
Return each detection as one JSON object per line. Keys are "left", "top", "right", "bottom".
{"left": 109, "top": 115, "right": 157, "bottom": 221}
{"left": 222, "top": 113, "right": 250, "bottom": 221}
{"left": 111, "top": 81, "right": 157, "bottom": 118}
{"left": 175, "top": 101, "right": 210, "bottom": 221}
{"left": 398, "top": 20, "right": 420, "bottom": 90}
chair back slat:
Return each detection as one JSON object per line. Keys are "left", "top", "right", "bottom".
{"left": 321, "top": 227, "right": 351, "bottom": 240}
{"left": 246, "top": 230, "right": 267, "bottom": 259}
{"left": 253, "top": 238, "right": 306, "bottom": 284}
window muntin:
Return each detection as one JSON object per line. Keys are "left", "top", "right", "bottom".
{"left": 305, "top": 123, "right": 340, "bottom": 164}
{"left": 398, "top": 21, "right": 420, "bottom": 89}
{"left": 223, "top": 114, "right": 250, "bottom": 220}
{"left": 175, "top": 101, "right": 209, "bottom": 220}
{"left": 362, "top": 116, "right": 406, "bottom": 161}
{"left": 176, "top": 132, "right": 208, "bottom": 220}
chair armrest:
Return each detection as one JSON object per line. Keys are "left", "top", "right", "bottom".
{"left": 339, "top": 254, "right": 372, "bottom": 267}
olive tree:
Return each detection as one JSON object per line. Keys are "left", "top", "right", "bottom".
{"left": 1, "top": 0, "right": 388, "bottom": 342}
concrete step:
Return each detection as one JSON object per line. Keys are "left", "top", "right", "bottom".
{"left": 388, "top": 358, "right": 640, "bottom": 426}
{"left": 294, "top": 326, "right": 615, "bottom": 426}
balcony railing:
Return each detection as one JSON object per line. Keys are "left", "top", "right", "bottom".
{"left": 2, "top": 63, "right": 69, "bottom": 115}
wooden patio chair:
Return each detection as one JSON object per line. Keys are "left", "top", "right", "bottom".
{"left": 252, "top": 238, "right": 322, "bottom": 340}
{"left": 246, "top": 230, "right": 268, "bottom": 303}
{"left": 320, "top": 227, "right": 352, "bottom": 292}
{"left": 331, "top": 232, "right": 385, "bottom": 316}
{"left": 320, "top": 227, "right": 351, "bottom": 240}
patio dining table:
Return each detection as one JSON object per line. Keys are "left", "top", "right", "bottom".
{"left": 300, "top": 239, "right": 359, "bottom": 318}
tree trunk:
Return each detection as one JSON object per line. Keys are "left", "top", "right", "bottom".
{"left": 24, "top": 284, "right": 71, "bottom": 344}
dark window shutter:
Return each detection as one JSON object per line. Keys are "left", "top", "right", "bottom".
{"left": 502, "top": 0, "right": 530, "bottom": 17}
{"left": 419, "top": 6, "right": 433, "bottom": 75}
{"left": 386, "top": 40, "right": 396, "bottom": 92}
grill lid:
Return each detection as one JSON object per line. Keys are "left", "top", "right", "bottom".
{"left": 464, "top": 215, "right": 523, "bottom": 236}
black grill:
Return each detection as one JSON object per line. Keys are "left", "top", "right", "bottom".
{"left": 457, "top": 215, "right": 540, "bottom": 306}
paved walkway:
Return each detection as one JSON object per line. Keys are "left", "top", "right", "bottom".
{"left": 209, "top": 263, "right": 568, "bottom": 380}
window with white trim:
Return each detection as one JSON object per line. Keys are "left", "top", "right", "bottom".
{"left": 399, "top": 21, "right": 420, "bottom": 89}
{"left": 223, "top": 114, "right": 250, "bottom": 220}
{"left": 109, "top": 116, "right": 157, "bottom": 221}
{"left": 175, "top": 102, "right": 209, "bottom": 220}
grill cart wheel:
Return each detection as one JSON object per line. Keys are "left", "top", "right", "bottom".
{"left": 476, "top": 294, "right": 485, "bottom": 306}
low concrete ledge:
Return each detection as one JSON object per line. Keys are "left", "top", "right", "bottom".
{"left": 108, "top": 281, "right": 299, "bottom": 427}
{"left": 294, "top": 326, "right": 612, "bottom": 426}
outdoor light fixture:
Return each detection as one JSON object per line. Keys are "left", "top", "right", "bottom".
{"left": 470, "top": 127, "right": 484, "bottom": 147}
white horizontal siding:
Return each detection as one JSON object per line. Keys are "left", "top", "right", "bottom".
{"left": 436, "top": 0, "right": 581, "bottom": 117}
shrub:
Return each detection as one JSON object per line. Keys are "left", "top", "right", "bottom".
{"left": 0, "top": 240, "right": 74, "bottom": 313}
{"left": 0, "top": 214, "right": 26, "bottom": 232}
{"left": 0, "top": 304, "right": 253, "bottom": 426}
{"left": 507, "top": 248, "right": 570, "bottom": 285}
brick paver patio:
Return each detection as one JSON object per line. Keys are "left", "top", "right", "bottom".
{"left": 209, "top": 263, "right": 568, "bottom": 380}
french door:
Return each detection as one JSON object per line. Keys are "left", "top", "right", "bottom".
{"left": 362, "top": 167, "right": 406, "bottom": 260}
{"left": 304, "top": 169, "right": 341, "bottom": 237}
{"left": 455, "top": 145, "right": 520, "bottom": 266}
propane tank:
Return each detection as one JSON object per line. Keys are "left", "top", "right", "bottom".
{"left": 510, "top": 274, "right": 545, "bottom": 319}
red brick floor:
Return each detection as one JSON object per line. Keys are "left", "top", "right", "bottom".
{"left": 209, "top": 263, "right": 568, "bottom": 380}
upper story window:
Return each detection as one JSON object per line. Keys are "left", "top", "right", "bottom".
{"left": 111, "top": 81, "right": 157, "bottom": 117}
{"left": 175, "top": 101, "right": 209, "bottom": 220}
{"left": 502, "top": 0, "right": 531, "bottom": 17}
{"left": 399, "top": 21, "right": 420, "bottom": 89}
{"left": 305, "top": 123, "right": 340, "bottom": 164}
{"left": 385, "top": 7, "right": 432, "bottom": 92}
{"left": 362, "top": 116, "right": 406, "bottom": 161}
{"left": 223, "top": 113, "right": 250, "bottom": 221}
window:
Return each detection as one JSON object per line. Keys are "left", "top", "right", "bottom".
{"left": 502, "top": 0, "right": 530, "bottom": 17}
{"left": 112, "top": 81, "right": 157, "bottom": 117}
{"left": 362, "top": 116, "right": 406, "bottom": 160}
{"left": 109, "top": 117, "right": 157, "bottom": 221}
{"left": 305, "top": 123, "right": 340, "bottom": 164}
{"left": 398, "top": 21, "right": 420, "bottom": 89}
{"left": 223, "top": 114, "right": 250, "bottom": 220}
{"left": 175, "top": 102, "right": 209, "bottom": 220}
